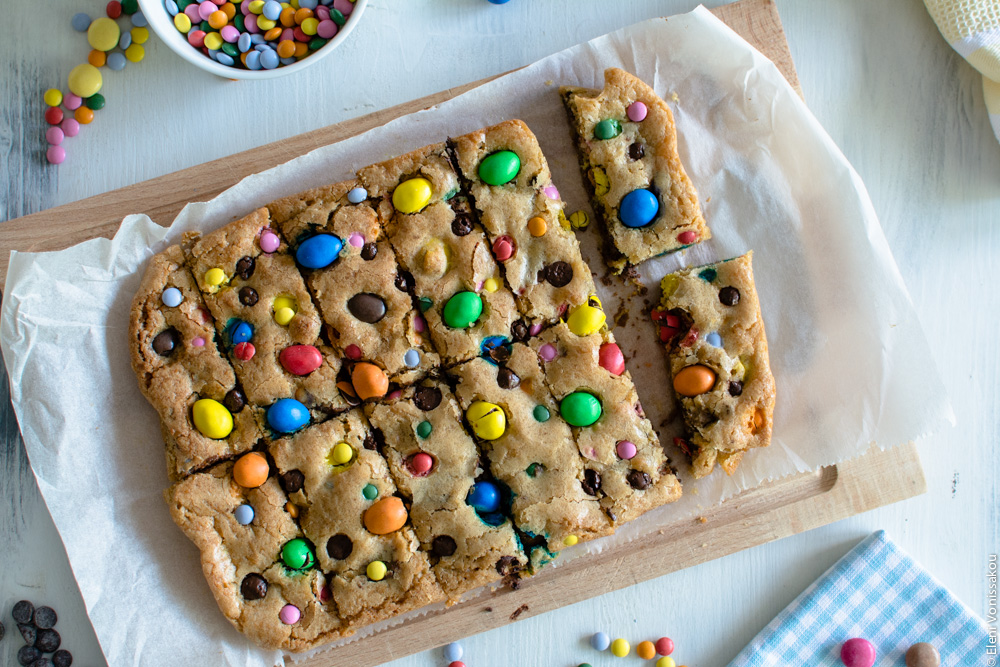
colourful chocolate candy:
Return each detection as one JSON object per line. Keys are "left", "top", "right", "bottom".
{"left": 478, "top": 150, "right": 520, "bottom": 186}
{"left": 443, "top": 291, "right": 482, "bottom": 329}
{"left": 267, "top": 398, "right": 310, "bottom": 433}
{"left": 363, "top": 496, "right": 408, "bottom": 534}
{"left": 598, "top": 342, "right": 625, "bottom": 375}
{"left": 611, "top": 638, "right": 630, "bottom": 658}
{"left": 465, "top": 401, "right": 506, "bottom": 440}
{"left": 278, "top": 345, "right": 322, "bottom": 375}
{"left": 567, "top": 297, "right": 606, "bottom": 336}
{"left": 392, "top": 177, "right": 433, "bottom": 213}
{"left": 594, "top": 119, "right": 622, "bottom": 140}
{"left": 281, "top": 538, "right": 315, "bottom": 569}
{"left": 619, "top": 189, "right": 659, "bottom": 228}
{"left": 234, "top": 504, "right": 255, "bottom": 525}
{"left": 841, "top": 638, "right": 876, "bottom": 667}
{"left": 466, "top": 480, "right": 500, "bottom": 513}
{"left": 192, "top": 398, "right": 234, "bottom": 439}
{"left": 351, "top": 362, "right": 388, "bottom": 400}
{"left": 233, "top": 452, "right": 269, "bottom": 488}
{"left": 295, "top": 234, "right": 342, "bottom": 269}
{"left": 560, "top": 391, "right": 601, "bottom": 427}
{"left": 366, "top": 560, "right": 387, "bottom": 581}
{"left": 673, "top": 365, "right": 716, "bottom": 397}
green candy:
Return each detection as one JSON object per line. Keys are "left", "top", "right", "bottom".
{"left": 222, "top": 42, "right": 239, "bottom": 58}
{"left": 532, "top": 405, "right": 550, "bottom": 422}
{"left": 308, "top": 37, "right": 327, "bottom": 51}
{"left": 85, "top": 94, "right": 105, "bottom": 110}
{"left": 281, "top": 538, "right": 315, "bottom": 570}
{"left": 416, "top": 420, "right": 432, "bottom": 438}
{"left": 560, "top": 391, "right": 602, "bottom": 427}
{"left": 200, "top": 19, "right": 211, "bottom": 32}
{"left": 594, "top": 119, "right": 622, "bottom": 140}
{"left": 233, "top": 13, "right": 245, "bottom": 31}
{"left": 121, "top": 0, "right": 139, "bottom": 14}
{"left": 478, "top": 150, "right": 520, "bottom": 186}
{"left": 331, "top": 8, "right": 346, "bottom": 26}
{"left": 443, "top": 291, "right": 482, "bottom": 329}
{"left": 699, "top": 267, "right": 718, "bottom": 282}
{"left": 418, "top": 296, "right": 432, "bottom": 313}
{"left": 362, "top": 484, "right": 378, "bottom": 500}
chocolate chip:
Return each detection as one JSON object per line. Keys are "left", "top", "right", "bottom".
{"left": 719, "top": 286, "right": 740, "bottom": 306}
{"left": 431, "top": 535, "right": 457, "bottom": 557}
{"left": 495, "top": 555, "right": 520, "bottom": 576}
{"left": 581, "top": 469, "right": 601, "bottom": 496}
{"left": 361, "top": 242, "right": 378, "bottom": 261}
{"left": 278, "top": 470, "right": 304, "bottom": 494}
{"left": 728, "top": 380, "right": 743, "bottom": 397}
{"left": 223, "top": 388, "right": 246, "bottom": 414}
{"left": 487, "top": 344, "right": 511, "bottom": 364}
{"left": 32, "top": 657, "right": 55, "bottom": 667}
{"left": 627, "top": 469, "right": 652, "bottom": 490}
{"left": 152, "top": 328, "right": 179, "bottom": 356}
{"left": 326, "top": 534, "right": 353, "bottom": 560}
{"left": 240, "top": 573, "right": 268, "bottom": 601}
{"left": 235, "top": 256, "right": 256, "bottom": 280}
{"left": 628, "top": 142, "right": 645, "bottom": 160}
{"left": 394, "top": 270, "right": 414, "bottom": 293}
{"left": 510, "top": 319, "right": 529, "bottom": 342}
{"left": 35, "top": 628, "right": 60, "bottom": 652}
{"left": 347, "top": 293, "right": 387, "bottom": 323}
{"left": 542, "top": 261, "right": 573, "bottom": 287}
{"left": 52, "top": 650, "right": 73, "bottom": 667}
{"left": 12, "top": 600, "right": 34, "bottom": 625}
{"left": 17, "top": 646, "right": 40, "bottom": 666}
{"left": 451, "top": 214, "right": 473, "bottom": 237}
{"left": 363, "top": 433, "right": 377, "bottom": 451}
{"left": 18, "top": 623, "right": 36, "bottom": 644}
{"left": 238, "top": 286, "right": 259, "bottom": 307}
{"left": 33, "top": 607, "right": 56, "bottom": 630}
{"left": 496, "top": 367, "right": 520, "bottom": 389}
{"left": 413, "top": 386, "right": 442, "bottom": 411}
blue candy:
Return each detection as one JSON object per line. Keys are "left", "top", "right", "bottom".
{"left": 444, "top": 643, "right": 463, "bottom": 662}
{"left": 591, "top": 632, "right": 611, "bottom": 651}
{"left": 107, "top": 52, "right": 127, "bottom": 70}
{"left": 267, "top": 398, "right": 310, "bottom": 433}
{"left": 71, "top": 12, "right": 91, "bottom": 32}
{"left": 165, "top": 0, "right": 179, "bottom": 15}
{"left": 619, "top": 188, "right": 659, "bottom": 228}
{"left": 298, "top": 0, "right": 318, "bottom": 8}
{"left": 230, "top": 320, "right": 254, "bottom": 345}
{"left": 279, "top": 56, "right": 296, "bottom": 66}
{"left": 131, "top": 10, "right": 148, "bottom": 27}
{"left": 262, "top": 0, "right": 282, "bottom": 20}
{"left": 217, "top": 53, "right": 235, "bottom": 66}
{"left": 234, "top": 504, "right": 255, "bottom": 525}
{"left": 295, "top": 234, "right": 343, "bottom": 269}
{"left": 245, "top": 50, "right": 262, "bottom": 70}
{"left": 119, "top": 32, "right": 132, "bottom": 50}
{"left": 466, "top": 481, "right": 500, "bottom": 513}
{"left": 260, "top": 49, "right": 279, "bottom": 70}
{"left": 238, "top": 33, "right": 252, "bottom": 53}
{"left": 487, "top": 0, "right": 512, "bottom": 3}
{"left": 705, "top": 332, "right": 722, "bottom": 347}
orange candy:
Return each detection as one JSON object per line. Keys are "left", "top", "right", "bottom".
{"left": 233, "top": 451, "right": 269, "bottom": 488}
{"left": 293, "top": 41, "right": 308, "bottom": 58}
{"left": 527, "top": 216, "right": 547, "bottom": 237}
{"left": 74, "top": 107, "right": 94, "bottom": 124}
{"left": 88, "top": 49, "right": 107, "bottom": 67}
{"left": 351, "top": 362, "right": 388, "bottom": 400}
{"left": 673, "top": 364, "right": 717, "bottom": 397}
{"left": 279, "top": 7, "right": 296, "bottom": 27}
{"left": 285, "top": 501, "right": 299, "bottom": 518}
{"left": 208, "top": 10, "right": 228, "bottom": 29}
{"left": 637, "top": 641, "right": 656, "bottom": 660}
{"left": 294, "top": 7, "right": 313, "bottom": 23}
{"left": 263, "top": 26, "right": 282, "bottom": 41}
{"left": 220, "top": 2, "right": 236, "bottom": 19}
{"left": 364, "top": 496, "right": 407, "bottom": 534}
{"left": 276, "top": 39, "right": 295, "bottom": 58}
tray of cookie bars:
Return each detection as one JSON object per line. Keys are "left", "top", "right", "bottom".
{"left": 0, "top": 7, "right": 946, "bottom": 666}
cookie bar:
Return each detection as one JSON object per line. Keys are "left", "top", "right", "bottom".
{"left": 532, "top": 319, "right": 682, "bottom": 523}
{"left": 561, "top": 68, "right": 709, "bottom": 272}
{"left": 449, "top": 344, "right": 612, "bottom": 553}
{"left": 185, "top": 208, "right": 347, "bottom": 422}
{"left": 654, "top": 251, "right": 775, "bottom": 477}
{"left": 365, "top": 378, "right": 527, "bottom": 600}
{"left": 268, "top": 180, "right": 440, "bottom": 385}
{"left": 358, "top": 143, "right": 521, "bottom": 366}
{"left": 450, "top": 120, "right": 595, "bottom": 326}
{"left": 165, "top": 461, "right": 342, "bottom": 651}
{"left": 268, "top": 412, "right": 444, "bottom": 630}
{"left": 129, "top": 245, "right": 262, "bottom": 480}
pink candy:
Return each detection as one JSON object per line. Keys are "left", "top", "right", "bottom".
{"left": 221, "top": 25, "right": 240, "bottom": 42}
{"left": 60, "top": 118, "right": 80, "bottom": 137}
{"left": 332, "top": 0, "right": 354, "bottom": 14}
{"left": 616, "top": 440, "right": 637, "bottom": 460}
{"left": 259, "top": 230, "right": 280, "bottom": 253}
{"left": 279, "top": 604, "right": 300, "bottom": 625}
{"left": 413, "top": 315, "right": 426, "bottom": 333}
{"left": 598, "top": 342, "right": 625, "bottom": 376}
{"left": 188, "top": 30, "right": 206, "bottom": 47}
{"left": 841, "top": 638, "right": 876, "bottom": 667}
{"left": 46, "top": 146, "right": 66, "bottom": 165}
{"left": 542, "top": 185, "right": 559, "bottom": 200}
{"left": 45, "top": 127, "right": 65, "bottom": 146}
{"left": 192, "top": 337, "right": 206, "bottom": 347}
{"left": 677, "top": 230, "right": 697, "bottom": 244}
{"left": 316, "top": 19, "right": 337, "bottom": 38}
{"left": 63, "top": 93, "right": 83, "bottom": 110}
{"left": 492, "top": 235, "right": 515, "bottom": 261}
{"left": 345, "top": 344, "right": 362, "bottom": 360}
{"left": 406, "top": 452, "right": 433, "bottom": 476}
{"left": 198, "top": 1, "right": 217, "bottom": 20}
{"left": 627, "top": 101, "right": 648, "bottom": 122}
{"left": 348, "top": 232, "right": 364, "bottom": 248}
{"left": 538, "top": 343, "right": 557, "bottom": 362}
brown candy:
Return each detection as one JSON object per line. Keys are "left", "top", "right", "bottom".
{"left": 728, "top": 380, "right": 743, "bottom": 396}
{"left": 394, "top": 270, "right": 414, "bottom": 293}
{"left": 152, "top": 328, "right": 179, "bottom": 356}
{"left": 719, "top": 286, "right": 740, "bottom": 306}
{"left": 542, "top": 261, "right": 573, "bottom": 287}
{"left": 451, "top": 214, "right": 473, "bottom": 237}
{"left": 240, "top": 573, "right": 268, "bottom": 600}
{"left": 496, "top": 367, "right": 520, "bottom": 389}
{"left": 238, "top": 286, "right": 259, "bottom": 307}
{"left": 581, "top": 469, "right": 601, "bottom": 496}
{"left": 510, "top": 319, "right": 529, "bottom": 342}
{"left": 626, "top": 469, "right": 652, "bottom": 490}
{"left": 628, "top": 142, "right": 645, "bottom": 160}
{"left": 347, "top": 293, "right": 387, "bottom": 324}
{"left": 223, "top": 388, "right": 246, "bottom": 413}
{"left": 905, "top": 643, "right": 940, "bottom": 667}
{"left": 413, "top": 386, "right": 442, "bottom": 411}
{"left": 361, "top": 242, "right": 378, "bottom": 261}
{"left": 279, "top": 469, "right": 304, "bottom": 494}
{"left": 235, "top": 256, "right": 256, "bottom": 280}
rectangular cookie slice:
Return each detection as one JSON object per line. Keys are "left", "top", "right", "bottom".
{"left": 561, "top": 67, "right": 709, "bottom": 272}
{"left": 268, "top": 412, "right": 444, "bottom": 631}
{"left": 532, "top": 320, "right": 682, "bottom": 524}
{"left": 654, "top": 251, "right": 775, "bottom": 478}
{"left": 185, "top": 208, "right": 347, "bottom": 424}
{"left": 165, "top": 460, "right": 342, "bottom": 652}
{"left": 268, "top": 180, "right": 440, "bottom": 385}
{"left": 448, "top": 344, "right": 612, "bottom": 555}
{"left": 358, "top": 142, "right": 521, "bottom": 367}
{"left": 450, "top": 120, "right": 596, "bottom": 326}
{"left": 365, "top": 377, "right": 527, "bottom": 601}
{"left": 129, "top": 245, "right": 262, "bottom": 480}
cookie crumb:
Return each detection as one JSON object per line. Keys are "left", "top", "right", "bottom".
{"left": 509, "top": 603, "right": 529, "bottom": 621}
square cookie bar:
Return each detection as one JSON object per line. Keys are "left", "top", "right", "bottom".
{"left": 358, "top": 142, "right": 521, "bottom": 367}
{"left": 366, "top": 378, "right": 527, "bottom": 600}
{"left": 561, "top": 68, "right": 710, "bottom": 272}
{"left": 449, "top": 344, "right": 612, "bottom": 554}
{"left": 268, "top": 180, "right": 440, "bottom": 385}
{"left": 532, "top": 318, "right": 682, "bottom": 524}
{"left": 165, "top": 460, "right": 342, "bottom": 652}
{"left": 129, "top": 245, "right": 262, "bottom": 480}
{"left": 450, "top": 120, "right": 596, "bottom": 326}
{"left": 185, "top": 208, "right": 347, "bottom": 428}
{"left": 654, "top": 251, "right": 775, "bottom": 478}
{"left": 268, "top": 412, "right": 444, "bottom": 630}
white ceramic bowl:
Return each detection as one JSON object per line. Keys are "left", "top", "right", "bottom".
{"left": 138, "top": 0, "right": 367, "bottom": 79}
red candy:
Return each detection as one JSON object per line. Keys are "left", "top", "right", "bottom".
{"left": 45, "top": 107, "right": 64, "bottom": 125}
{"left": 345, "top": 344, "right": 362, "bottom": 360}
{"left": 188, "top": 30, "right": 206, "bottom": 47}
{"left": 680, "top": 327, "right": 699, "bottom": 347}
{"left": 107, "top": 1, "right": 122, "bottom": 18}
{"left": 406, "top": 452, "right": 433, "bottom": 476}
{"left": 677, "top": 230, "right": 698, "bottom": 244}
{"left": 655, "top": 637, "right": 674, "bottom": 656}
{"left": 234, "top": 342, "right": 255, "bottom": 361}
{"left": 279, "top": 344, "right": 322, "bottom": 376}
{"left": 841, "top": 638, "right": 876, "bottom": 667}
{"left": 448, "top": 663, "right": 466, "bottom": 667}
{"left": 598, "top": 342, "right": 625, "bottom": 376}
{"left": 492, "top": 235, "right": 515, "bottom": 261}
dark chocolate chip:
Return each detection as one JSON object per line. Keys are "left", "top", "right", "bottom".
{"left": 35, "top": 628, "right": 60, "bottom": 652}
{"left": 394, "top": 270, "right": 414, "bottom": 293}
{"left": 326, "top": 534, "right": 353, "bottom": 560}
{"left": 238, "top": 286, "right": 259, "bottom": 307}
{"left": 240, "top": 573, "right": 268, "bottom": 601}
{"left": 32, "top": 608, "right": 56, "bottom": 630}
{"left": 451, "top": 214, "right": 473, "bottom": 237}
{"left": 152, "top": 328, "right": 179, "bottom": 356}
{"left": 363, "top": 433, "right": 377, "bottom": 451}
{"left": 542, "top": 261, "right": 573, "bottom": 287}
{"left": 719, "top": 286, "right": 740, "bottom": 306}
{"left": 223, "top": 388, "right": 246, "bottom": 414}
{"left": 628, "top": 142, "right": 645, "bottom": 160}
{"left": 279, "top": 469, "right": 304, "bottom": 494}
{"left": 52, "top": 650, "right": 73, "bottom": 667}
{"left": 413, "top": 386, "right": 442, "bottom": 412}
{"left": 32, "top": 657, "right": 55, "bottom": 667}
{"left": 431, "top": 535, "right": 457, "bottom": 557}
{"left": 347, "top": 293, "right": 387, "bottom": 323}
{"left": 728, "top": 380, "right": 744, "bottom": 397}
{"left": 581, "top": 469, "right": 601, "bottom": 496}
{"left": 496, "top": 367, "right": 520, "bottom": 389}
{"left": 17, "top": 646, "right": 40, "bottom": 667}
{"left": 235, "top": 256, "right": 256, "bottom": 280}
{"left": 487, "top": 345, "right": 511, "bottom": 364}
{"left": 495, "top": 555, "right": 520, "bottom": 576}
{"left": 510, "top": 319, "right": 529, "bottom": 342}
{"left": 360, "top": 242, "right": 378, "bottom": 261}
{"left": 626, "top": 469, "right": 652, "bottom": 490}
{"left": 12, "top": 600, "right": 34, "bottom": 625}
{"left": 18, "top": 623, "right": 36, "bottom": 644}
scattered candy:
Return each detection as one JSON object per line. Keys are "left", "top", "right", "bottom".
{"left": 905, "top": 642, "right": 940, "bottom": 667}
{"left": 234, "top": 504, "right": 255, "bottom": 525}
{"left": 407, "top": 452, "right": 433, "bottom": 475}
{"left": 677, "top": 230, "right": 697, "bottom": 244}
{"left": 560, "top": 391, "right": 602, "bottom": 427}
{"left": 532, "top": 405, "right": 550, "bottom": 422}
{"left": 840, "top": 638, "right": 876, "bottom": 667}
{"left": 537, "top": 343, "right": 557, "bottom": 362}
{"left": 267, "top": 398, "right": 310, "bottom": 433}
{"left": 229, "top": 320, "right": 254, "bottom": 345}
{"left": 466, "top": 480, "right": 500, "bottom": 512}
{"left": 234, "top": 342, "right": 255, "bottom": 360}
{"left": 656, "top": 658, "right": 676, "bottom": 667}
{"left": 107, "top": 51, "right": 127, "bottom": 70}
{"left": 351, "top": 362, "right": 388, "bottom": 400}
{"left": 591, "top": 632, "right": 611, "bottom": 651}
{"left": 568, "top": 210, "right": 590, "bottom": 229}
{"left": 567, "top": 297, "right": 606, "bottom": 336}
{"left": 260, "top": 230, "right": 281, "bottom": 252}
{"left": 392, "top": 177, "right": 433, "bottom": 213}
{"left": 72, "top": 12, "right": 92, "bottom": 31}
{"left": 273, "top": 295, "right": 297, "bottom": 325}
{"left": 279, "top": 604, "right": 300, "bottom": 624}
{"left": 328, "top": 442, "right": 354, "bottom": 466}
{"left": 673, "top": 365, "right": 717, "bottom": 397}
{"left": 610, "top": 638, "right": 630, "bottom": 657}
{"left": 88, "top": 17, "right": 121, "bottom": 51}
{"left": 161, "top": 286, "right": 183, "bottom": 307}
{"left": 233, "top": 451, "right": 269, "bottom": 488}
{"left": 63, "top": 93, "right": 82, "bottom": 110}
{"left": 45, "top": 127, "right": 65, "bottom": 146}
{"left": 45, "top": 107, "right": 64, "bottom": 125}
{"left": 364, "top": 496, "right": 408, "bottom": 534}
{"left": 74, "top": 106, "right": 94, "bottom": 124}
{"left": 444, "top": 641, "right": 463, "bottom": 662}
{"left": 281, "top": 538, "right": 315, "bottom": 569}
{"left": 44, "top": 88, "right": 63, "bottom": 107}
{"left": 619, "top": 188, "right": 659, "bottom": 228}
{"left": 627, "top": 101, "right": 648, "bottom": 122}
{"left": 655, "top": 637, "right": 674, "bottom": 655}
{"left": 192, "top": 398, "right": 234, "bottom": 439}
{"left": 448, "top": 663, "right": 466, "bottom": 667}
{"left": 362, "top": 483, "right": 378, "bottom": 500}
{"left": 443, "top": 291, "right": 483, "bottom": 329}
{"left": 637, "top": 640, "right": 656, "bottom": 660}
{"left": 348, "top": 293, "right": 386, "bottom": 323}
{"left": 563, "top": 534, "right": 578, "bottom": 546}
{"left": 478, "top": 150, "right": 520, "bottom": 185}
{"left": 466, "top": 401, "right": 506, "bottom": 440}
{"left": 296, "top": 234, "right": 343, "bottom": 269}
{"left": 366, "top": 560, "right": 387, "bottom": 581}
{"left": 492, "top": 235, "right": 515, "bottom": 261}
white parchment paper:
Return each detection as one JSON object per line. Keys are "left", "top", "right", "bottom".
{"left": 0, "top": 8, "right": 953, "bottom": 667}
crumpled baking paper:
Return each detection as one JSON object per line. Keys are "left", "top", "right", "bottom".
{"left": 0, "top": 7, "right": 952, "bottom": 667}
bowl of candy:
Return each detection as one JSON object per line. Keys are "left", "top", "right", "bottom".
{"left": 138, "top": 0, "right": 366, "bottom": 79}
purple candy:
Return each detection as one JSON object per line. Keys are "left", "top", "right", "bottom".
{"left": 315, "top": 5, "right": 329, "bottom": 19}
{"left": 332, "top": 0, "right": 353, "bottom": 14}
{"left": 245, "top": 13, "right": 259, "bottom": 32}
{"left": 316, "top": 19, "right": 337, "bottom": 38}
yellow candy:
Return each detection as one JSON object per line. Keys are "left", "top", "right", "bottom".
{"left": 592, "top": 166, "right": 610, "bottom": 196}
{"left": 192, "top": 399, "right": 234, "bottom": 439}
{"left": 273, "top": 295, "right": 297, "bottom": 325}
{"left": 563, "top": 535, "right": 578, "bottom": 546}
{"left": 88, "top": 17, "right": 121, "bottom": 51}
{"left": 527, "top": 216, "right": 547, "bottom": 237}
{"left": 44, "top": 89, "right": 62, "bottom": 107}
{"left": 483, "top": 277, "right": 500, "bottom": 293}
{"left": 392, "top": 177, "right": 433, "bottom": 214}
{"left": 328, "top": 442, "right": 353, "bottom": 466}
{"left": 661, "top": 274, "right": 679, "bottom": 299}
{"left": 257, "top": 17, "right": 276, "bottom": 30}
{"left": 366, "top": 560, "right": 387, "bottom": 581}
{"left": 248, "top": 0, "right": 264, "bottom": 13}
{"left": 611, "top": 638, "right": 630, "bottom": 658}
{"left": 656, "top": 658, "right": 676, "bottom": 667}
{"left": 466, "top": 401, "right": 506, "bottom": 440}
{"left": 300, "top": 17, "right": 319, "bottom": 35}
{"left": 174, "top": 13, "right": 192, "bottom": 32}
{"left": 126, "top": 44, "right": 145, "bottom": 62}
{"left": 67, "top": 64, "right": 102, "bottom": 99}
{"left": 567, "top": 296, "right": 606, "bottom": 337}
{"left": 568, "top": 210, "right": 590, "bottom": 229}
{"left": 131, "top": 27, "right": 149, "bottom": 44}
{"left": 204, "top": 267, "right": 226, "bottom": 287}
{"left": 204, "top": 32, "right": 223, "bottom": 50}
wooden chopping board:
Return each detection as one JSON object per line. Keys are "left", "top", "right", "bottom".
{"left": 0, "top": 1, "right": 926, "bottom": 665}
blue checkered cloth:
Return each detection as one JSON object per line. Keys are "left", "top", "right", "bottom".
{"left": 727, "top": 531, "right": 991, "bottom": 666}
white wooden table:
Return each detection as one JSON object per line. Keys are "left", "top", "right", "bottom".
{"left": 1, "top": 1, "right": 996, "bottom": 665}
